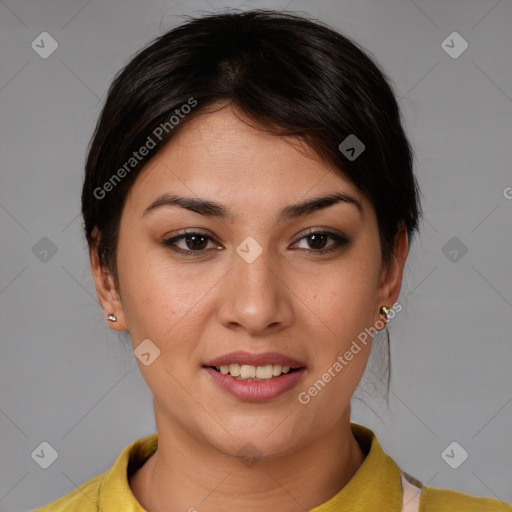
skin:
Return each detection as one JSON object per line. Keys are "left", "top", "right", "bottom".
{"left": 90, "top": 104, "right": 409, "bottom": 511}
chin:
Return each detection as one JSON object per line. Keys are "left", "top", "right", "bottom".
{"left": 205, "top": 416, "right": 310, "bottom": 461}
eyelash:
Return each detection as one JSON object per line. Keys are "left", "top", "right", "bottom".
{"left": 162, "top": 229, "right": 351, "bottom": 258}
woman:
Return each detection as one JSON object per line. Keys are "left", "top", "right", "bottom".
{"left": 35, "top": 9, "right": 511, "bottom": 512}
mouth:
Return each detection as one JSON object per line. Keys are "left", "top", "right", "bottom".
{"left": 202, "top": 351, "right": 307, "bottom": 401}
{"left": 206, "top": 364, "right": 304, "bottom": 381}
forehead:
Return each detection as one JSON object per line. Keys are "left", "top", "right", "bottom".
{"left": 124, "top": 106, "right": 369, "bottom": 219}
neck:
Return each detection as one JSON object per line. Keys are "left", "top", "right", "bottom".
{"left": 130, "top": 409, "right": 366, "bottom": 512}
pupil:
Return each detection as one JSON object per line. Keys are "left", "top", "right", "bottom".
{"left": 309, "top": 234, "right": 326, "bottom": 250}
{"left": 186, "top": 235, "right": 207, "bottom": 250}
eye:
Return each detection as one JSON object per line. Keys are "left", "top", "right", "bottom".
{"left": 292, "top": 230, "right": 351, "bottom": 255}
{"left": 162, "top": 230, "right": 221, "bottom": 257}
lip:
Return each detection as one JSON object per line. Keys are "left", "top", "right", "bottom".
{"left": 203, "top": 351, "right": 306, "bottom": 368}
{"left": 204, "top": 366, "right": 307, "bottom": 402}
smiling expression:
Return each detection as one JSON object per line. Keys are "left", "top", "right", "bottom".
{"left": 92, "top": 104, "right": 406, "bottom": 458}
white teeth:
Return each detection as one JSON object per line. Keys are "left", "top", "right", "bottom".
{"left": 256, "top": 364, "right": 273, "bottom": 379}
{"left": 214, "top": 363, "right": 296, "bottom": 380}
{"left": 228, "top": 364, "right": 241, "bottom": 377}
{"left": 240, "top": 365, "right": 256, "bottom": 378}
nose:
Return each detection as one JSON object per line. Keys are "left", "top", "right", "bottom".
{"left": 217, "top": 243, "right": 294, "bottom": 336}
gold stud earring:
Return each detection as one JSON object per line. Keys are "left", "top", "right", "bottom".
{"left": 379, "top": 306, "right": 390, "bottom": 321}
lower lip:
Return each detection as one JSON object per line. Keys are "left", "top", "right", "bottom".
{"left": 204, "top": 367, "right": 306, "bottom": 402}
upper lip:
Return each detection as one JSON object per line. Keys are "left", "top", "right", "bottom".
{"left": 203, "top": 351, "right": 306, "bottom": 368}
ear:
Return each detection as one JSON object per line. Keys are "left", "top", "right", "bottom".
{"left": 373, "top": 222, "right": 409, "bottom": 327}
{"left": 89, "top": 229, "right": 128, "bottom": 332}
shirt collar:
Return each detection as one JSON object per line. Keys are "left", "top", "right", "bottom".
{"left": 310, "top": 423, "right": 403, "bottom": 511}
{"left": 98, "top": 422, "right": 403, "bottom": 511}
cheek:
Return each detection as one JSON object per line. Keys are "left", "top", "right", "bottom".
{"left": 116, "top": 241, "right": 185, "bottom": 339}
{"left": 308, "top": 261, "right": 379, "bottom": 339}
{"left": 296, "top": 275, "right": 375, "bottom": 419}
{"left": 297, "top": 256, "right": 379, "bottom": 402}
{"left": 116, "top": 247, "right": 207, "bottom": 391}
{"left": 117, "top": 239, "right": 224, "bottom": 360}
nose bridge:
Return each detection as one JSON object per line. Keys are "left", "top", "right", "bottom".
{"left": 219, "top": 236, "right": 292, "bottom": 333}
{"left": 234, "top": 237, "right": 280, "bottom": 305}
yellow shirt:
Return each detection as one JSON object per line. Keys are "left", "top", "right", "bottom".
{"left": 34, "top": 423, "right": 511, "bottom": 511}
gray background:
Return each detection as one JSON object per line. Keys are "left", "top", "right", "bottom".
{"left": 1, "top": 0, "right": 511, "bottom": 510}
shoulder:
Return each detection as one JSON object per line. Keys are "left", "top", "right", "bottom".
{"left": 32, "top": 473, "right": 104, "bottom": 511}
{"left": 32, "top": 433, "right": 157, "bottom": 511}
{"left": 420, "top": 485, "right": 512, "bottom": 511}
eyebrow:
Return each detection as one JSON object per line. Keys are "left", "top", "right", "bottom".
{"left": 141, "top": 192, "right": 363, "bottom": 222}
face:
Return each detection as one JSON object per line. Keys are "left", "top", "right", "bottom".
{"left": 91, "top": 105, "right": 407, "bottom": 458}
